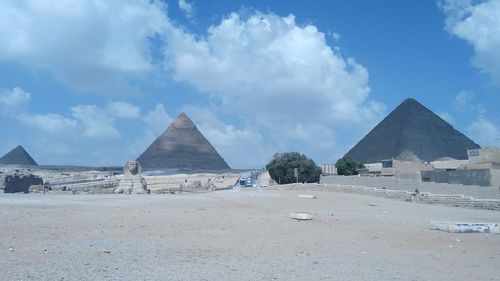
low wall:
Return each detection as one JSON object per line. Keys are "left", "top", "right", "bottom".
{"left": 145, "top": 173, "right": 239, "bottom": 192}
{"left": 320, "top": 175, "right": 500, "bottom": 199}
{"left": 46, "top": 179, "right": 118, "bottom": 193}
{"left": 272, "top": 183, "right": 500, "bottom": 211}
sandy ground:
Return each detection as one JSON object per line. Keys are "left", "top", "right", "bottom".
{"left": 1, "top": 189, "right": 499, "bottom": 281}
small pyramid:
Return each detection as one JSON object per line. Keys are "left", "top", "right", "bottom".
{"left": 137, "top": 113, "right": 230, "bottom": 170}
{"left": 344, "top": 98, "right": 480, "bottom": 163}
{"left": 0, "top": 145, "right": 38, "bottom": 165}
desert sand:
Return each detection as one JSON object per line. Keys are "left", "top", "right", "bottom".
{"left": 1, "top": 189, "right": 499, "bottom": 281}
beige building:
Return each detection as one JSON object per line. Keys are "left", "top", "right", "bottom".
{"left": 466, "top": 148, "right": 500, "bottom": 188}
{"left": 320, "top": 164, "right": 337, "bottom": 175}
{"left": 378, "top": 159, "right": 433, "bottom": 181}
{"left": 421, "top": 147, "right": 500, "bottom": 187}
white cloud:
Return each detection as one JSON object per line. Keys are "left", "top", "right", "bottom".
{"left": 452, "top": 90, "right": 487, "bottom": 115}
{"left": 71, "top": 105, "right": 121, "bottom": 139}
{"left": 107, "top": 101, "right": 141, "bottom": 119}
{"left": 0, "top": 7, "right": 388, "bottom": 168}
{"left": 441, "top": 0, "right": 500, "bottom": 86}
{"left": 164, "top": 12, "right": 383, "bottom": 126}
{"left": 0, "top": 86, "right": 122, "bottom": 141}
{"left": 144, "top": 103, "right": 173, "bottom": 135}
{"left": 17, "top": 113, "right": 78, "bottom": 136}
{"left": 0, "top": 0, "right": 169, "bottom": 94}
{"left": 184, "top": 107, "right": 270, "bottom": 168}
{"left": 466, "top": 117, "right": 500, "bottom": 147}
{"left": 161, "top": 11, "right": 386, "bottom": 167}
{"left": 0, "top": 87, "right": 31, "bottom": 115}
{"left": 453, "top": 90, "right": 474, "bottom": 111}
{"left": 178, "top": 0, "right": 194, "bottom": 19}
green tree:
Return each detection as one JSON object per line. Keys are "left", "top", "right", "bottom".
{"left": 335, "top": 157, "right": 364, "bottom": 176}
{"left": 266, "top": 152, "right": 322, "bottom": 184}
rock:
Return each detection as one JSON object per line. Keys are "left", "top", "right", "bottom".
{"left": 431, "top": 221, "right": 500, "bottom": 233}
{"left": 114, "top": 161, "right": 148, "bottom": 194}
{"left": 299, "top": 194, "right": 316, "bottom": 199}
{"left": 290, "top": 212, "right": 313, "bottom": 220}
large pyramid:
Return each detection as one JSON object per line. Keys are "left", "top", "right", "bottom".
{"left": 0, "top": 145, "right": 38, "bottom": 165}
{"left": 344, "top": 98, "right": 480, "bottom": 163}
{"left": 137, "top": 113, "right": 230, "bottom": 170}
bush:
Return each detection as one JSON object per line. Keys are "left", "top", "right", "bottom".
{"left": 335, "top": 157, "right": 364, "bottom": 176}
{"left": 266, "top": 152, "right": 322, "bottom": 184}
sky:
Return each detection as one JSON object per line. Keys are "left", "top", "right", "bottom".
{"left": 0, "top": 0, "right": 499, "bottom": 168}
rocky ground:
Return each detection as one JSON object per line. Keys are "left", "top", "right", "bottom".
{"left": 1, "top": 189, "right": 499, "bottom": 281}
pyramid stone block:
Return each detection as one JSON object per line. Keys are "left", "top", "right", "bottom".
{"left": 137, "top": 113, "right": 230, "bottom": 170}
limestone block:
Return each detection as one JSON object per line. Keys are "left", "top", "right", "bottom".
{"left": 290, "top": 212, "right": 313, "bottom": 220}
{"left": 431, "top": 221, "right": 499, "bottom": 233}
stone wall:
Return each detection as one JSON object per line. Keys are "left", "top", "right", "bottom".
{"left": 144, "top": 173, "right": 239, "bottom": 193}
{"left": 320, "top": 175, "right": 500, "bottom": 199}
{"left": 46, "top": 178, "right": 118, "bottom": 193}
{"left": 272, "top": 183, "right": 500, "bottom": 211}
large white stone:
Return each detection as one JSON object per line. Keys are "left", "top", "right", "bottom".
{"left": 431, "top": 221, "right": 499, "bottom": 233}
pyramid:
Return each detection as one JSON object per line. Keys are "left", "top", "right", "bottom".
{"left": 344, "top": 98, "right": 480, "bottom": 163}
{"left": 0, "top": 145, "right": 38, "bottom": 165}
{"left": 137, "top": 113, "right": 230, "bottom": 170}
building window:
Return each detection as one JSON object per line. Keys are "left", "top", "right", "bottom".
{"left": 382, "top": 160, "right": 393, "bottom": 168}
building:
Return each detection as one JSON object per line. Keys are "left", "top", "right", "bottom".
{"left": 421, "top": 147, "right": 500, "bottom": 188}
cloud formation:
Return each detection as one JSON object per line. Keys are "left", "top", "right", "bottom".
{"left": 448, "top": 90, "right": 499, "bottom": 147}
{"left": 0, "top": 0, "right": 168, "bottom": 94}
{"left": 0, "top": 87, "right": 31, "bottom": 115}
{"left": 144, "top": 103, "right": 173, "bottom": 135}
{"left": 165, "top": 12, "right": 382, "bottom": 126}
{"left": 466, "top": 117, "right": 500, "bottom": 147}
{"left": 178, "top": 0, "right": 194, "bottom": 19}
{"left": 0, "top": 4, "right": 386, "bottom": 167}
{"left": 441, "top": 0, "right": 500, "bottom": 86}
{"left": 107, "top": 101, "right": 142, "bottom": 119}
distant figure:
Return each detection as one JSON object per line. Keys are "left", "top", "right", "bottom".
{"left": 114, "top": 160, "right": 148, "bottom": 194}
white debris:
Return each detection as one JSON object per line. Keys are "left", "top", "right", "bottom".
{"left": 299, "top": 194, "right": 316, "bottom": 199}
{"left": 431, "top": 221, "right": 499, "bottom": 234}
{"left": 290, "top": 212, "right": 313, "bottom": 220}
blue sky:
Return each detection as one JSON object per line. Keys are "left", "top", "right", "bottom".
{"left": 0, "top": 0, "right": 499, "bottom": 168}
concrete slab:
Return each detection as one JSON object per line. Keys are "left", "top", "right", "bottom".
{"left": 431, "top": 221, "right": 499, "bottom": 233}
